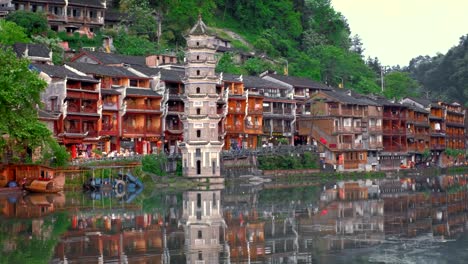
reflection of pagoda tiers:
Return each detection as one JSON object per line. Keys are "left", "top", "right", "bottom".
{"left": 180, "top": 15, "right": 225, "bottom": 180}
{"left": 179, "top": 189, "right": 226, "bottom": 264}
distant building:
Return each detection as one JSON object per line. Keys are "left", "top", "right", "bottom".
{"left": 0, "top": 0, "right": 14, "bottom": 17}
{"left": 11, "top": 0, "right": 106, "bottom": 36}
{"left": 12, "top": 43, "right": 52, "bottom": 64}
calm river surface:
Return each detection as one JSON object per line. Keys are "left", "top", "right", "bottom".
{"left": 1, "top": 172, "right": 468, "bottom": 263}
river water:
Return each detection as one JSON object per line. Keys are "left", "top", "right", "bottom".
{"left": 1, "top": 172, "right": 468, "bottom": 264}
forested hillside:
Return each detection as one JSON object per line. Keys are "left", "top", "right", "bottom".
{"left": 114, "top": 0, "right": 383, "bottom": 95}
{"left": 407, "top": 35, "right": 468, "bottom": 105}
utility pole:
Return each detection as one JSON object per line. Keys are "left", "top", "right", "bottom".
{"left": 380, "top": 66, "right": 389, "bottom": 92}
{"left": 380, "top": 66, "right": 384, "bottom": 92}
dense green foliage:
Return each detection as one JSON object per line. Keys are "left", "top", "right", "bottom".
{"left": 39, "top": 139, "right": 71, "bottom": 168}
{"left": 383, "top": 71, "right": 419, "bottom": 99}
{"left": 258, "top": 152, "right": 318, "bottom": 170}
{"left": 142, "top": 153, "right": 167, "bottom": 176}
{"left": 407, "top": 35, "right": 468, "bottom": 105}
{"left": 0, "top": 20, "right": 29, "bottom": 44}
{"left": 6, "top": 11, "right": 48, "bottom": 37}
{"left": 0, "top": 48, "right": 52, "bottom": 162}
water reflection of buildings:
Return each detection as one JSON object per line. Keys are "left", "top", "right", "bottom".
{"left": 50, "top": 192, "right": 183, "bottom": 264}
{"left": 3, "top": 175, "right": 468, "bottom": 263}
{"left": 179, "top": 187, "right": 226, "bottom": 264}
{"left": 0, "top": 193, "right": 65, "bottom": 218}
{"left": 382, "top": 175, "right": 468, "bottom": 238}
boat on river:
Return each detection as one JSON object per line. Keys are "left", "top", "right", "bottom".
{"left": 24, "top": 179, "right": 63, "bottom": 193}
{"left": 1, "top": 164, "right": 63, "bottom": 194}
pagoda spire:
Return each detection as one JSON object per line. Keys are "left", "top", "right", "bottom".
{"left": 189, "top": 13, "right": 209, "bottom": 35}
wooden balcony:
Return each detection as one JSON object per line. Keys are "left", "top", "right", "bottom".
{"left": 383, "top": 127, "right": 406, "bottom": 135}
{"left": 47, "top": 14, "right": 66, "bottom": 22}
{"left": 273, "top": 108, "right": 283, "bottom": 114}
{"left": 248, "top": 108, "right": 263, "bottom": 115}
{"left": 368, "top": 142, "right": 383, "bottom": 149}
{"left": 67, "top": 103, "right": 99, "bottom": 115}
{"left": 126, "top": 104, "right": 161, "bottom": 112}
{"left": 341, "top": 108, "right": 353, "bottom": 116}
{"left": 102, "top": 102, "right": 118, "bottom": 111}
{"left": 228, "top": 107, "right": 244, "bottom": 114}
{"left": 64, "top": 129, "right": 98, "bottom": 137}
{"left": 101, "top": 123, "right": 116, "bottom": 132}
{"left": 383, "top": 112, "right": 406, "bottom": 120}
{"left": 343, "top": 160, "right": 360, "bottom": 170}
{"left": 328, "top": 143, "right": 353, "bottom": 150}
{"left": 368, "top": 126, "right": 383, "bottom": 132}
{"left": 226, "top": 124, "right": 243, "bottom": 133}
{"left": 333, "top": 126, "right": 353, "bottom": 133}
{"left": 353, "top": 143, "right": 364, "bottom": 149}
{"left": 123, "top": 126, "right": 161, "bottom": 134}
{"left": 382, "top": 146, "right": 407, "bottom": 152}
{"left": 245, "top": 124, "right": 262, "bottom": 134}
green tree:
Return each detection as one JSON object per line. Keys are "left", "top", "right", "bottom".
{"left": 113, "top": 31, "right": 157, "bottom": 55}
{"left": 216, "top": 53, "right": 242, "bottom": 74}
{"left": 142, "top": 153, "right": 167, "bottom": 176}
{"left": 120, "top": 0, "right": 158, "bottom": 41}
{"left": 243, "top": 57, "right": 274, "bottom": 75}
{"left": 0, "top": 48, "right": 51, "bottom": 161}
{"left": 40, "top": 138, "right": 70, "bottom": 167}
{"left": 383, "top": 71, "right": 419, "bottom": 99}
{"left": 0, "top": 20, "right": 30, "bottom": 45}
{"left": 6, "top": 10, "right": 48, "bottom": 37}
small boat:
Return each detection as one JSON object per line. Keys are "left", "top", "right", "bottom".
{"left": 24, "top": 179, "right": 63, "bottom": 193}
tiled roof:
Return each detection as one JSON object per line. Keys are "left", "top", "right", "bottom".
{"left": 160, "top": 69, "right": 184, "bottom": 82}
{"left": 101, "top": 88, "right": 121, "bottom": 95}
{"left": 13, "top": 43, "right": 50, "bottom": 58}
{"left": 402, "top": 103, "right": 430, "bottom": 114}
{"left": 405, "top": 97, "right": 432, "bottom": 108}
{"left": 126, "top": 88, "right": 161, "bottom": 97}
{"left": 67, "top": 62, "right": 144, "bottom": 78}
{"left": 38, "top": 109, "right": 60, "bottom": 120}
{"left": 321, "top": 90, "right": 367, "bottom": 105}
{"left": 365, "top": 95, "right": 403, "bottom": 107}
{"left": 70, "top": 0, "right": 106, "bottom": 7}
{"left": 44, "top": 0, "right": 66, "bottom": 3}
{"left": 216, "top": 46, "right": 235, "bottom": 52}
{"left": 223, "top": 73, "right": 243, "bottom": 83}
{"left": 335, "top": 89, "right": 380, "bottom": 106}
{"left": 265, "top": 74, "right": 331, "bottom": 90}
{"left": 130, "top": 66, "right": 185, "bottom": 82}
{"left": 32, "top": 63, "right": 98, "bottom": 82}
{"left": 131, "top": 66, "right": 160, "bottom": 77}
{"left": 243, "top": 75, "right": 290, "bottom": 90}
{"left": 74, "top": 51, "right": 146, "bottom": 66}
